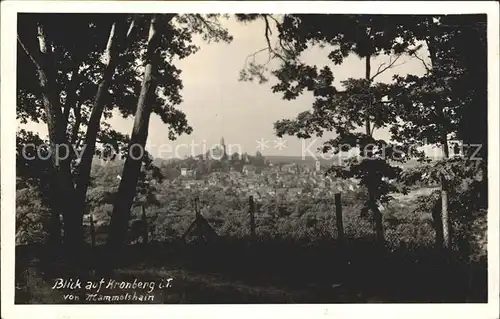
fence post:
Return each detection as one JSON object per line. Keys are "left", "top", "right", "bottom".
{"left": 141, "top": 205, "right": 148, "bottom": 246}
{"left": 194, "top": 197, "right": 200, "bottom": 219}
{"left": 249, "top": 196, "right": 256, "bottom": 240}
{"left": 335, "top": 193, "right": 344, "bottom": 241}
{"left": 89, "top": 213, "right": 96, "bottom": 249}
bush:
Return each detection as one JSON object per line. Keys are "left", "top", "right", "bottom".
{"left": 16, "top": 264, "right": 62, "bottom": 304}
{"left": 16, "top": 187, "right": 52, "bottom": 245}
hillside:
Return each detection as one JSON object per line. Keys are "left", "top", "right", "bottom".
{"left": 92, "top": 154, "right": 431, "bottom": 170}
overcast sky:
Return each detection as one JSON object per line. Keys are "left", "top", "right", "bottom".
{"left": 20, "top": 15, "right": 434, "bottom": 160}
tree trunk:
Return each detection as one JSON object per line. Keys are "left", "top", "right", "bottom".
{"left": 47, "top": 199, "right": 62, "bottom": 247}
{"left": 432, "top": 197, "right": 444, "bottom": 250}
{"left": 19, "top": 21, "right": 85, "bottom": 273}
{"left": 74, "top": 17, "right": 129, "bottom": 220}
{"left": 107, "top": 15, "right": 163, "bottom": 252}
{"left": 22, "top": 23, "right": 82, "bottom": 249}
{"left": 70, "top": 104, "right": 82, "bottom": 145}
{"left": 41, "top": 164, "right": 62, "bottom": 247}
{"left": 440, "top": 135, "right": 451, "bottom": 249}
{"left": 364, "top": 55, "right": 385, "bottom": 245}
{"left": 365, "top": 55, "right": 372, "bottom": 136}
{"left": 37, "top": 25, "right": 80, "bottom": 253}
{"left": 426, "top": 35, "right": 452, "bottom": 250}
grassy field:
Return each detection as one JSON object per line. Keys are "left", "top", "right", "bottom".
{"left": 14, "top": 184, "right": 487, "bottom": 304}
{"left": 14, "top": 154, "right": 486, "bottom": 304}
{"left": 15, "top": 237, "right": 487, "bottom": 304}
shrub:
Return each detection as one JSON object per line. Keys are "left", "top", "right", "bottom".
{"left": 16, "top": 187, "right": 52, "bottom": 245}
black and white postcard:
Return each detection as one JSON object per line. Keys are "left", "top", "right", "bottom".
{"left": 1, "top": 1, "right": 499, "bottom": 318}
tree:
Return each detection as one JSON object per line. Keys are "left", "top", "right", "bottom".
{"left": 16, "top": 130, "right": 59, "bottom": 244}
{"left": 17, "top": 14, "right": 144, "bottom": 256}
{"left": 231, "top": 152, "right": 241, "bottom": 161}
{"left": 16, "top": 14, "right": 232, "bottom": 258}
{"left": 253, "top": 150, "right": 266, "bottom": 167}
{"left": 238, "top": 14, "right": 487, "bottom": 251}
{"left": 390, "top": 15, "right": 487, "bottom": 250}
{"left": 237, "top": 14, "right": 417, "bottom": 245}
{"left": 106, "top": 15, "right": 167, "bottom": 250}
{"left": 16, "top": 184, "right": 52, "bottom": 245}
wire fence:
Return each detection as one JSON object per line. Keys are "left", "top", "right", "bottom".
{"left": 85, "top": 188, "right": 437, "bottom": 250}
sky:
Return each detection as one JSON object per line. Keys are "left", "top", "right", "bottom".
{"left": 20, "top": 15, "right": 434, "bottom": 160}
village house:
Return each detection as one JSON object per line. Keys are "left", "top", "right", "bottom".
{"left": 184, "top": 179, "right": 205, "bottom": 189}
{"left": 275, "top": 188, "right": 287, "bottom": 197}
{"left": 288, "top": 187, "right": 302, "bottom": 196}
{"left": 180, "top": 168, "right": 195, "bottom": 177}
{"left": 281, "top": 163, "right": 298, "bottom": 174}
{"left": 228, "top": 170, "right": 242, "bottom": 180}
{"left": 242, "top": 164, "right": 257, "bottom": 176}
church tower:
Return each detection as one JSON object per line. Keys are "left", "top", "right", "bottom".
{"left": 220, "top": 136, "right": 226, "bottom": 159}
